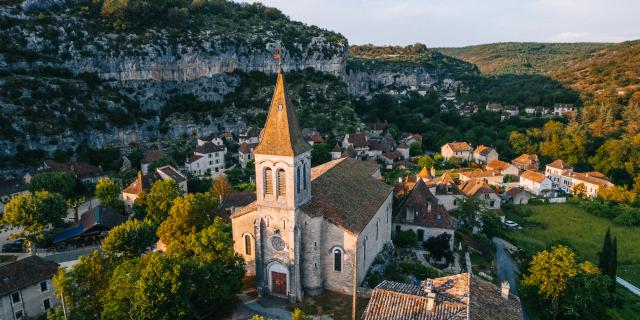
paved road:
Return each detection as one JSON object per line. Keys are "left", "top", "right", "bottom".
{"left": 493, "top": 237, "right": 520, "bottom": 295}
{"left": 617, "top": 277, "right": 640, "bottom": 297}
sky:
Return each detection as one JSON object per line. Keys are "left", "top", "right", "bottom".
{"left": 236, "top": 0, "right": 640, "bottom": 47}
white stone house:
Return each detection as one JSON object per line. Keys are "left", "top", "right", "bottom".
{"left": 441, "top": 142, "right": 473, "bottom": 161}
{"left": 432, "top": 172, "right": 464, "bottom": 211}
{"left": 553, "top": 103, "right": 574, "bottom": 116}
{"left": 519, "top": 170, "right": 552, "bottom": 196}
{"left": 545, "top": 160, "right": 613, "bottom": 198}
{"left": 231, "top": 68, "right": 393, "bottom": 301}
{"left": 0, "top": 257, "right": 59, "bottom": 320}
{"left": 239, "top": 127, "right": 261, "bottom": 145}
{"left": 504, "top": 105, "right": 519, "bottom": 116}
{"left": 330, "top": 144, "right": 342, "bottom": 160}
{"left": 186, "top": 142, "right": 226, "bottom": 177}
{"left": 396, "top": 143, "right": 410, "bottom": 160}
{"left": 472, "top": 145, "right": 499, "bottom": 164}
{"left": 141, "top": 149, "right": 164, "bottom": 174}
{"left": 459, "top": 170, "right": 504, "bottom": 186}
{"left": 342, "top": 133, "right": 370, "bottom": 159}
{"left": 460, "top": 179, "right": 501, "bottom": 210}
{"left": 122, "top": 166, "right": 187, "bottom": 210}
{"left": 239, "top": 142, "right": 259, "bottom": 169}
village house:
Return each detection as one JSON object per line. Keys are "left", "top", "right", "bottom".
{"left": 330, "top": 144, "right": 342, "bottom": 160}
{"left": 239, "top": 127, "right": 261, "bottom": 145}
{"left": 121, "top": 167, "right": 187, "bottom": 210}
{"left": 185, "top": 141, "right": 226, "bottom": 177}
{"left": 503, "top": 187, "right": 531, "bottom": 205}
{"left": 366, "top": 140, "right": 384, "bottom": 160}
{"left": 41, "top": 160, "right": 105, "bottom": 184}
{"left": 53, "top": 205, "right": 128, "bottom": 245}
{"left": 342, "top": 133, "right": 370, "bottom": 159}
{"left": 396, "top": 142, "right": 410, "bottom": 160}
{"left": 362, "top": 273, "right": 523, "bottom": 320}
{"left": 460, "top": 179, "right": 501, "bottom": 210}
{"left": 519, "top": 170, "right": 553, "bottom": 196}
{"left": 545, "top": 160, "right": 613, "bottom": 197}
{"left": 230, "top": 68, "right": 393, "bottom": 301}
{"left": 393, "top": 179, "right": 457, "bottom": 249}
{"left": 366, "top": 121, "right": 388, "bottom": 137}
{"left": 511, "top": 153, "right": 540, "bottom": 171}
{"left": 0, "top": 256, "right": 59, "bottom": 320}
{"left": 486, "top": 102, "right": 503, "bottom": 112}
{"left": 239, "top": 142, "right": 259, "bottom": 169}
{"left": 197, "top": 133, "right": 225, "bottom": 147}
{"left": 441, "top": 142, "right": 473, "bottom": 161}
{"left": 486, "top": 160, "right": 520, "bottom": 176}
{"left": 553, "top": 103, "right": 574, "bottom": 116}
{"left": 213, "top": 191, "right": 257, "bottom": 219}
{"left": 222, "top": 131, "right": 234, "bottom": 142}
{"left": 504, "top": 105, "right": 519, "bottom": 116}
{"left": 141, "top": 149, "right": 164, "bottom": 174}
{"left": 459, "top": 170, "right": 504, "bottom": 186}
{"left": 400, "top": 133, "right": 422, "bottom": 147}
{"left": 433, "top": 172, "right": 463, "bottom": 211}
{"left": 472, "top": 145, "right": 499, "bottom": 164}
{"left": 381, "top": 151, "right": 403, "bottom": 166}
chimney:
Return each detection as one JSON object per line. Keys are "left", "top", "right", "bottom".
{"left": 425, "top": 279, "right": 436, "bottom": 311}
{"left": 501, "top": 280, "right": 510, "bottom": 300}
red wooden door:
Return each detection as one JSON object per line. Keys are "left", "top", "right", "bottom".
{"left": 271, "top": 271, "right": 287, "bottom": 295}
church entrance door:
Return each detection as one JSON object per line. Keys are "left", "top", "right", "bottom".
{"left": 271, "top": 271, "right": 287, "bottom": 295}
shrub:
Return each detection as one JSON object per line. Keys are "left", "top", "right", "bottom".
{"left": 393, "top": 229, "right": 417, "bottom": 247}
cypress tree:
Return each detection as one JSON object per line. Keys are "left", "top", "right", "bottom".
{"left": 598, "top": 228, "right": 611, "bottom": 276}
{"left": 609, "top": 237, "right": 618, "bottom": 292}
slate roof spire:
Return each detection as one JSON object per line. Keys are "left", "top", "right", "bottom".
{"left": 254, "top": 66, "right": 311, "bottom": 157}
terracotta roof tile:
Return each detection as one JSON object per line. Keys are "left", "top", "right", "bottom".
{"left": 444, "top": 142, "right": 472, "bottom": 152}
{"left": 546, "top": 159, "right": 573, "bottom": 170}
{"left": 520, "top": 170, "right": 547, "bottom": 184}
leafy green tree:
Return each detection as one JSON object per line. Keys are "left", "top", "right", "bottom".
{"left": 292, "top": 308, "right": 311, "bottom": 320}
{"left": 311, "top": 143, "right": 331, "bottom": 166}
{"left": 423, "top": 233, "right": 453, "bottom": 264}
{"left": 416, "top": 155, "right": 435, "bottom": 169}
{"left": 53, "top": 250, "right": 115, "bottom": 319}
{"left": 132, "top": 253, "right": 194, "bottom": 320}
{"left": 393, "top": 229, "right": 417, "bottom": 247}
{"left": 102, "top": 219, "right": 157, "bottom": 257}
{"left": 597, "top": 186, "right": 637, "bottom": 204}
{"left": 454, "top": 196, "right": 484, "bottom": 230}
{"left": 157, "top": 193, "right": 218, "bottom": 251}
{"left": 409, "top": 142, "right": 422, "bottom": 156}
{"left": 144, "top": 180, "right": 182, "bottom": 225}
{"left": 95, "top": 177, "right": 122, "bottom": 210}
{"left": 27, "top": 171, "right": 76, "bottom": 198}
{"left": 480, "top": 211, "right": 502, "bottom": 238}
{"left": 180, "top": 218, "right": 245, "bottom": 311}
{"left": 2, "top": 191, "right": 66, "bottom": 253}
{"left": 101, "top": 258, "right": 141, "bottom": 320}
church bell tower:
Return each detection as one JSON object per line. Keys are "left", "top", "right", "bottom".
{"left": 252, "top": 60, "right": 311, "bottom": 301}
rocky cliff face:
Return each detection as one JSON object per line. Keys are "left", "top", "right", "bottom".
{"left": 346, "top": 68, "right": 437, "bottom": 97}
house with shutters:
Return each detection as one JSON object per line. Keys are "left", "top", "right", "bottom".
{"left": 441, "top": 142, "right": 473, "bottom": 161}
{"left": 239, "top": 142, "right": 259, "bottom": 169}
{"left": 460, "top": 179, "right": 501, "bottom": 211}
{"left": 545, "top": 160, "right": 613, "bottom": 197}
{"left": 511, "top": 153, "right": 540, "bottom": 171}
{"left": 0, "top": 257, "right": 59, "bottom": 320}
{"left": 519, "top": 170, "right": 553, "bottom": 196}
{"left": 472, "top": 145, "right": 499, "bottom": 164}
{"left": 486, "top": 160, "right": 520, "bottom": 176}
{"left": 121, "top": 166, "right": 187, "bottom": 210}
{"left": 230, "top": 67, "right": 393, "bottom": 302}
{"left": 185, "top": 141, "right": 226, "bottom": 177}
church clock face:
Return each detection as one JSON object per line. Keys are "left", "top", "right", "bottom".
{"left": 271, "top": 236, "right": 285, "bottom": 251}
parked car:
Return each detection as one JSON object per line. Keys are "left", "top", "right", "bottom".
{"left": 2, "top": 239, "right": 25, "bottom": 253}
{"left": 504, "top": 220, "right": 521, "bottom": 229}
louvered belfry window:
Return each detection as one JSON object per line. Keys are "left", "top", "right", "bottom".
{"left": 264, "top": 168, "right": 273, "bottom": 195}
{"left": 277, "top": 169, "right": 286, "bottom": 197}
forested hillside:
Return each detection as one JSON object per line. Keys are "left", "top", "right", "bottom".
{"left": 435, "top": 42, "right": 610, "bottom": 75}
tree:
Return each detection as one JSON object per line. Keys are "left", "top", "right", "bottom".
{"left": 454, "top": 196, "right": 484, "bottom": 230}
{"left": 131, "top": 253, "right": 194, "bottom": 320}
{"left": 311, "top": 143, "right": 331, "bottom": 166}
{"left": 144, "top": 180, "right": 182, "bottom": 225}
{"left": 2, "top": 191, "right": 66, "bottom": 253}
{"left": 157, "top": 193, "right": 218, "bottom": 250}
{"left": 598, "top": 228, "right": 612, "bottom": 278}
{"left": 95, "top": 177, "right": 122, "bottom": 210}
{"left": 27, "top": 171, "right": 76, "bottom": 198}
{"left": 423, "top": 233, "right": 453, "bottom": 264}
{"left": 292, "top": 308, "right": 311, "bottom": 320}
{"left": 480, "top": 211, "right": 502, "bottom": 238}
{"left": 597, "top": 186, "right": 637, "bottom": 204}
{"left": 180, "top": 218, "right": 245, "bottom": 311}
{"left": 416, "top": 155, "right": 435, "bottom": 169}
{"left": 523, "top": 245, "right": 611, "bottom": 319}
{"left": 409, "top": 142, "right": 422, "bottom": 156}
{"left": 102, "top": 219, "right": 157, "bottom": 257}
{"left": 571, "top": 183, "right": 587, "bottom": 199}
{"left": 509, "top": 131, "right": 530, "bottom": 155}
{"left": 210, "top": 175, "right": 232, "bottom": 203}
{"left": 393, "top": 229, "right": 417, "bottom": 247}
{"left": 101, "top": 258, "right": 141, "bottom": 320}
{"left": 53, "top": 250, "right": 115, "bottom": 319}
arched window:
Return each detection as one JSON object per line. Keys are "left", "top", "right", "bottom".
{"left": 264, "top": 168, "right": 273, "bottom": 195}
{"left": 303, "top": 162, "right": 307, "bottom": 190}
{"left": 333, "top": 248, "right": 342, "bottom": 272}
{"left": 277, "top": 169, "right": 286, "bottom": 197}
{"left": 297, "top": 167, "right": 301, "bottom": 194}
{"left": 244, "top": 234, "right": 252, "bottom": 256}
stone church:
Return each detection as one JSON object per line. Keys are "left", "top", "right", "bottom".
{"left": 231, "top": 67, "right": 393, "bottom": 302}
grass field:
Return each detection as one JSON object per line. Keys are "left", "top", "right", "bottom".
{"left": 504, "top": 203, "right": 640, "bottom": 287}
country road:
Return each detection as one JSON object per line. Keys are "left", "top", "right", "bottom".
{"left": 493, "top": 237, "right": 520, "bottom": 295}
{"left": 617, "top": 277, "right": 640, "bottom": 297}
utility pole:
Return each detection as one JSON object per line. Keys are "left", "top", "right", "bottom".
{"left": 60, "top": 291, "right": 69, "bottom": 320}
{"left": 352, "top": 243, "right": 358, "bottom": 320}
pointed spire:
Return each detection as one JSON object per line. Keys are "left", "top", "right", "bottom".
{"left": 254, "top": 67, "right": 311, "bottom": 157}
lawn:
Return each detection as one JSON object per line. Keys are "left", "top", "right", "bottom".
{"left": 504, "top": 203, "right": 640, "bottom": 286}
